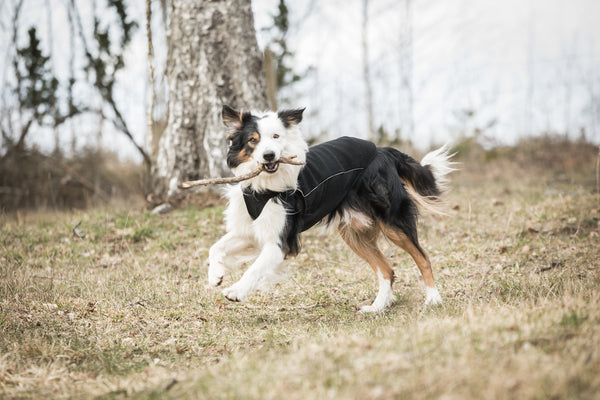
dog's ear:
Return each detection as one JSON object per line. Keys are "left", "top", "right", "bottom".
{"left": 221, "top": 104, "right": 250, "bottom": 131}
{"left": 222, "top": 105, "right": 243, "bottom": 130}
{"left": 278, "top": 108, "right": 305, "bottom": 128}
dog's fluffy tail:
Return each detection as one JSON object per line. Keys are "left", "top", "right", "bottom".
{"left": 420, "top": 143, "right": 456, "bottom": 193}
{"left": 397, "top": 144, "right": 456, "bottom": 216}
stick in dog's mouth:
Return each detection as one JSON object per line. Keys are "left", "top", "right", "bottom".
{"left": 179, "top": 155, "right": 304, "bottom": 188}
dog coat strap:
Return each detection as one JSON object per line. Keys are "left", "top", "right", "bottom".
{"left": 242, "top": 188, "right": 280, "bottom": 220}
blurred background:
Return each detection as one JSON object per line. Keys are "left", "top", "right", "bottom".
{"left": 1, "top": 0, "right": 599, "bottom": 210}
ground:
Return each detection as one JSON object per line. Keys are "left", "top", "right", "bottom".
{"left": 1, "top": 141, "right": 599, "bottom": 399}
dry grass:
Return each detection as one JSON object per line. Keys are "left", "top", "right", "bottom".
{"left": 0, "top": 149, "right": 146, "bottom": 211}
{"left": 1, "top": 141, "right": 599, "bottom": 399}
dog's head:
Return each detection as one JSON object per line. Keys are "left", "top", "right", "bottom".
{"left": 222, "top": 105, "right": 308, "bottom": 191}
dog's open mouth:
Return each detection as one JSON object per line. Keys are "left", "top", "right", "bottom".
{"left": 263, "top": 162, "right": 279, "bottom": 173}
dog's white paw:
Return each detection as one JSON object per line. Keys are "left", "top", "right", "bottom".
{"left": 358, "top": 304, "right": 383, "bottom": 313}
{"left": 207, "top": 262, "right": 225, "bottom": 287}
{"left": 425, "top": 286, "right": 442, "bottom": 305}
{"left": 356, "top": 294, "right": 396, "bottom": 313}
{"left": 358, "top": 301, "right": 393, "bottom": 313}
{"left": 208, "top": 275, "right": 224, "bottom": 287}
{"left": 222, "top": 282, "right": 250, "bottom": 302}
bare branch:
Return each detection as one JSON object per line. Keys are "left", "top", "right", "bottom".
{"left": 37, "top": 151, "right": 110, "bottom": 202}
{"left": 69, "top": 0, "right": 151, "bottom": 170}
{"left": 15, "top": 118, "right": 33, "bottom": 152}
{"left": 108, "top": 101, "right": 151, "bottom": 168}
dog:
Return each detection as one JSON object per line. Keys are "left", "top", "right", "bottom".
{"left": 207, "top": 105, "right": 454, "bottom": 312}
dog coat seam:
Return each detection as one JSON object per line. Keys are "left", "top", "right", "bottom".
{"left": 296, "top": 167, "right": 366, "bottom": 198}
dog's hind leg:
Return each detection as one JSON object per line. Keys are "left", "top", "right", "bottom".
{"left": 378, "top": 222, "right": 442, "bottom": 305}
{"left": 338, "top": 223, "right": 396, "bottom": 313}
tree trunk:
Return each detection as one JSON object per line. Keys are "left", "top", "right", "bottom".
{"left": 152, "top": 0, "right": 268, "bottom": 199}
{"left": 361, "top": 0, "right": 375, "bottom": 141}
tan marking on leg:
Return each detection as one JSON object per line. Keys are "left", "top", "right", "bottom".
{"left": 338, "top": 225, "right": 397, "bottom": 312}
{"left": 378, "top": 222, "right": 435, "bottom": 288}
{"left": 338, "top": 225, "right": 394, "bottom": 282}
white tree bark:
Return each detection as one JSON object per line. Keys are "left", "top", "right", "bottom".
{"left": 361, "top": 0, "right": 375, "bottom": 141}
{"left": 153, "top": 0, "right": 267, "bottom": 198}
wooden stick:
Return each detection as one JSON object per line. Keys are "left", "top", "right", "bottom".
{"left": 180, "top": 155, "right": 304, "bottom": 189}
{"left": 180, "top": 165, "right": 263, "bottom": 188}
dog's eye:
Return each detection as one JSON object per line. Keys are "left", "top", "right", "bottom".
{"left": 248, "top": 137, "right": 258, "bottom": 145}
{"left": 273, "top": 134, "right": 280, "bottom": 139}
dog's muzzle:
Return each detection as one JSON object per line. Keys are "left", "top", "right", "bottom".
{"left": 263, "top": 162, "right": 279, "bottom": 173}
{"left": 261, "top": 150, "right": 279, "bottom": 173}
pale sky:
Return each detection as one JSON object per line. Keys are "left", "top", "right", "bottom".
{"left": 1, "top": 0, "right": 599, "bottom": 161}
{"left": 254, "top": 0, "right": 600, "bottom": 147}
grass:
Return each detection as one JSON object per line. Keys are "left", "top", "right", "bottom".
{"left": 1, "top": 143, "right": 599, "bottom": 399}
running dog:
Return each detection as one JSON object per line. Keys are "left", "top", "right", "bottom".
{"left": 207, "top": 105, "right": 454, "bottom": 312}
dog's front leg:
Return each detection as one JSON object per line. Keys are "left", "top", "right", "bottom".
{"left": 222, "top": 242, "right": 284, "bottom": 302}
{"left": 208, "top": 232, "right": 250, "bottom": 287}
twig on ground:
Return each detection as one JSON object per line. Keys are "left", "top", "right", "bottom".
{"left": 164, "top": 379, "right": 178, "bottom": 391}
{"left": 72, "top": 220, "right": 85, "bottom": 238}
{"left": 473, "top": 264, "right": 494, "bottom": 298}
{"left": 242, "top": 303, "right": 321, "bottom": 311}
{"left": 28, "top": 274, "right": 81, "bottom": 283}
{"left": 538, "top": 261, "right": 564, "bottom": 273}
{"left": 127, "top": 299, "right": 154, "bottom": 308}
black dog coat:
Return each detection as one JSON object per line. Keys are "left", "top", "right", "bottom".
{"left": 243, "top": 137, "right": 377, "bottom": 253}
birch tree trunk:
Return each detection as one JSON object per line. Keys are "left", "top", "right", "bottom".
{"left": 152, "top": 0, "right": 267, "bottom": 199}
{"left": 361, "top": 0, "right": 375, "bottom": 141}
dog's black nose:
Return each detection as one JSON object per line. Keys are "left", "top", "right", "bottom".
{"left": 263, "top": 151, "right": 276, "bottom": 162}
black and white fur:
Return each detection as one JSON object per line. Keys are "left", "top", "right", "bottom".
{"left": 208, "top": 105, "right": 454, "bottom": 312}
